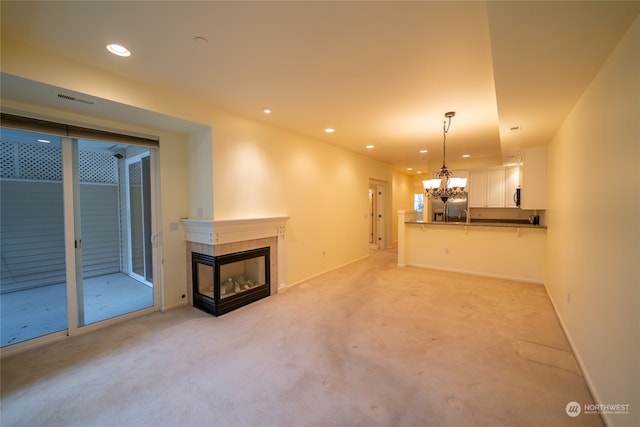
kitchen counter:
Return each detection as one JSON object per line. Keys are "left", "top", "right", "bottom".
{"left": 405, "top": 220, "right": 547, "bottom": 229}
{"left": 398, "top": 210, "right": 546, "bottom": 284}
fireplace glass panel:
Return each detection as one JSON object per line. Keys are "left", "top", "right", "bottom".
{"left": 197, "top": 263, "right": 214, "bottom": 298}
{"left": 191, "top": 247, "right": 269, "bottom": 316}
{"left": 219, "top": 255, "right": 266, "bottom": 299}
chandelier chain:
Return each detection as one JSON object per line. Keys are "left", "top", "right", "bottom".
{"left": 442, "top": 115, "right": 452, "bottom": 169}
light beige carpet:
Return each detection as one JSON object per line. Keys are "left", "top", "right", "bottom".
{"left": 0, "top": 249, "right": 602, "bottom": 426}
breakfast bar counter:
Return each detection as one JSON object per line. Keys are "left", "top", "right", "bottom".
{"left": 398, "top": 211, "right": 546, "bottom": 284}
{"left": 405, "top": 220, "right": 547, "bottom": 229}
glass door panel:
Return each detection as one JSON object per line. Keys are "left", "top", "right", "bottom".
{"left": 0, "top": 129, "right": 68, "bottom": 346}
{"left": 78, "top": 141, "right": 154, "bottom": 326}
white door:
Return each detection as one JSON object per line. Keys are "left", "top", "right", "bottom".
{"left": 368, "top": 180, "right": 386, "bottom": 250}
{"left": 125, "top": 154, "right": 154, "bottom": 285}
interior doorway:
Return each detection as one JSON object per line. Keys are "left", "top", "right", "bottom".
{"left": 368, "top": 179, "right": 387, "bottom": 250}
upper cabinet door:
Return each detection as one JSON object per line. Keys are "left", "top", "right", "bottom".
{"left": 469, "top": 169, "right": 506, "bottom": 208}
{"left": 468, "top": 170, "right": 488, "bottom": 207}
{"left": 486, "top": 169, "right": 505, "bottom": 207}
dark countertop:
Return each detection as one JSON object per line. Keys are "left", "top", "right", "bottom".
{"left": 405, "top": 220, "right": 547, "bottom": 229}
{"left": 470, "top": 218, "right": 531, "bottom": 224}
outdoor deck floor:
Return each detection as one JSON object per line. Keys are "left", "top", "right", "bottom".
{"left": 1, "top": 273, "right": 153, "bottom": 347}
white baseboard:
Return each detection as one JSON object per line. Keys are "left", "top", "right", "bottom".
{"left": 161, "top": 300, "right": 189, "bottom": 312}
{"left": 544, "top": 286, "right": 608, "bottom": 426}
{"left": 405, "top": 262, "right": 545, "bottom": 285}
{"left": 282, "top": 254, "right": 370, "bottom": 290}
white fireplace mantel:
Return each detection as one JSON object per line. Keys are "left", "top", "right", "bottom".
{"left": 181, "top": 216, "right": 289, "bottom": 289}
{"left": 181, "top": 217, "right": 288, "bottom": 246}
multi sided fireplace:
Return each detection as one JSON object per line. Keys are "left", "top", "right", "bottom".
{"left": 192, "top": 247, "right": 270, "bottom": 316}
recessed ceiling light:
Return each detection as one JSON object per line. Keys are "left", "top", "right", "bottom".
{"left": 417, "top": 171, "right": 423, "bottom": 174}
{"left": 106, "top": 44, "right": 131, "bottom": 57}
{"left": 462, "top": 154, "right": 470, "bottom": 158}
{"left": 406, "top": 168, "right": 413, "bottom": 171}
{"left": 263, "top": 107, "right": 271, "bottom": 114}
{"left": 37, "top": 139, "right": 50, "bottom": 144}
{"left": 419, "top": 149, "right": 428, "bottom": 153}
{"left": 366, "top": 145, "right": 374, "bottom": 149}
{"left": 324, "top": 128, "right": 335, "bottom": 133}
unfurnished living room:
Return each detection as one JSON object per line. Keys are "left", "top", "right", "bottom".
{"left": 1, "top": 2, "right": 638, "bottom": 427}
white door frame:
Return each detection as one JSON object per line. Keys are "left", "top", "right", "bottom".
{"left": 125, "top": 153, "right": 153, "bottom": 286}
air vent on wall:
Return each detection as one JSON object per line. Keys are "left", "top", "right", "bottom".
{"left": 57, "top": 93, "right": 95, "bottom": 105}
{"left": 57, "top": 93, "right": 75, "bottom": 101}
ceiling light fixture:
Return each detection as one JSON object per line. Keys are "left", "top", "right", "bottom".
{"left": 106, "top": 43, "right": 131, "bottom": 57}
{"left": 462, "top": 154, "right": 470, "bottom": 158}
{"left": 420, "top": 149, "right": 428, "bottom": 153}
{"left": 324, "top": 128, "right": 335, "bottom": 133}
{"left": 423, "top": 111, "right": 467, "bottom": 203}
{"left": 263, "top": 107, "right": 271, "bottom": 114}
{"left": 366, "top": 145, "right": 374, "bottom": 149}
{"left": 37, "top": 139, "right": 51, "bottom": 144}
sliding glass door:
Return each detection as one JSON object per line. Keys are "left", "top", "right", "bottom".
{"left": 1, "top": 128, "right": 157, "bottom": 347}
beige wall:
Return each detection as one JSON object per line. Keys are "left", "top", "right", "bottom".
{"left": 209, "top": 110, "right": 393, "bottom": 284}
{"left": 392, "top": 171, "right": 415, "bottom": 244}
{"left": 546, "top": 16, "right": 639, "bottom": 427}
{"left": 187, "top": 127, "right": 213, "bottom": 220}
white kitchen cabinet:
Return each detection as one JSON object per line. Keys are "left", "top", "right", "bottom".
{"left": 487, "top": 169, "right": 505, "bottom": 207}
{"left": 469, "top": 169, "right": 505, "bottom": 207}
{"left": 504, "top": 166, "right": 520, "bottom": 208}
{"left": 468, "top": 170, "right": 488, "bottom": 207}
{"left": 519, "top": 147, "right": 547, "bottom": 210}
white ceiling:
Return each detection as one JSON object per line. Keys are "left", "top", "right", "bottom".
{"left": 2, "top": 1, "right": 639, "bottom": 173}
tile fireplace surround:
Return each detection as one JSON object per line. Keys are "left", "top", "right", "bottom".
{"left": 181, "top": 217, "right": 288, "bottom": 307}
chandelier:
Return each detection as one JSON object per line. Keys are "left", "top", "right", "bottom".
{"left": 423, "top": 111, "right": 467, "bottom": 202}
